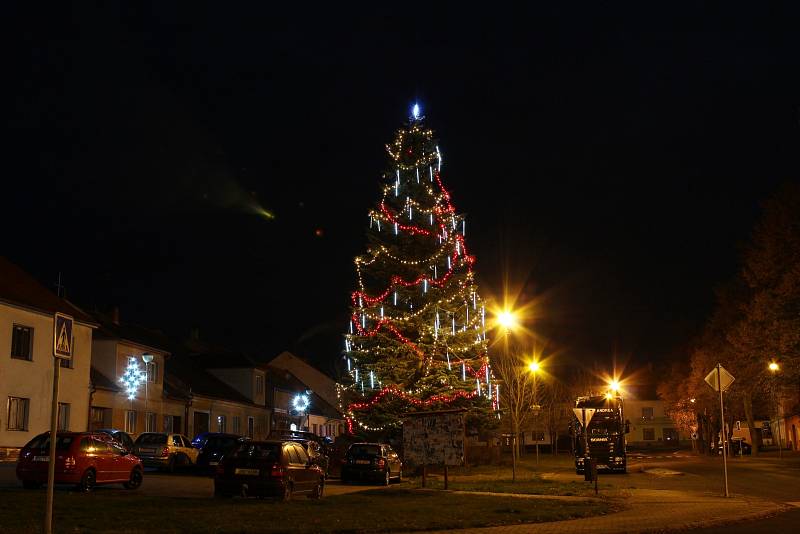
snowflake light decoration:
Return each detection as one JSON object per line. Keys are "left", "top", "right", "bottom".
{"left": 292, "top": 393, "right": 310, "bottom": 414}
{"left": 119, "top": 357, "right": 146, "bottom": 400}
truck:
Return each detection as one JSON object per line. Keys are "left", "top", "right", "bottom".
{"left": 570, "top": 395, "right": 629, "bottom": 474}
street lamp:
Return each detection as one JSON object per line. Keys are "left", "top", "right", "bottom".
{"left": 142, "top": 354, "right": 154, "bottom": 432}
{"left": 529, "top": 359, "right": 542, "bottom": 465}
{"left": 495, "top": 308, "right": 520, "bottom": 481}
{"left": 768, "top": 361, "right": 783, "bottom": 459}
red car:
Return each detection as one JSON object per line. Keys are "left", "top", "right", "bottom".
{"left": 16, "top": 431, "right": 144, "bottom": 491}
{"left": 214, "top": 440, "right": 324, "bottom": 500}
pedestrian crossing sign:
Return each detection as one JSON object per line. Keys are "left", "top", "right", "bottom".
{"left": 53, "top": 313, "right": 74, "bottom": 360}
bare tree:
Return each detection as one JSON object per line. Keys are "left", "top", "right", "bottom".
{"left": 492, "top": 347, "right": 537, "bottom": 481}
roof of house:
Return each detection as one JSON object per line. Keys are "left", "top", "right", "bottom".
{"left": 165, "top": 355, "right": 259, "bottom": 407}
{"left": 183, "top": 338, "right": 265, "bottom": 370}
{"left": 90, "top": 367, "right": 120, "bottom": 392}
{"left": 92, "top": 312, "right": 173, "bottom": 354}
{"left": 0, "top": 256, "right": 96, "bottom": 324}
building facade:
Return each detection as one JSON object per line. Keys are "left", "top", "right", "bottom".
{"left": 0, "top": 257, "right": 97, "bottom": 452}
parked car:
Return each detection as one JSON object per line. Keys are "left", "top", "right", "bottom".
{"left": 195, "top": 433, "right": 243, "bottom": 471}
{"left": 214, "top": 440, "right": 324, "bottom": 500}
{"left": 96, "top": 428, "right": 134, "bottom": 453}
{"left": 16, "top": 431, "right": 143, "bottom": 491}
{"left": 340, "top": 442, "right": 402, "bottom": 485}
{"left": 132, "top": 432, "right": 199, "bottom": 472}
{"left": 282, "top": 438, "right": 330, "bottom": 478}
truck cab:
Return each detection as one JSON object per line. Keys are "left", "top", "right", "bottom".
{"left": 571, "top": 395, "right": 629, "bottom": 474}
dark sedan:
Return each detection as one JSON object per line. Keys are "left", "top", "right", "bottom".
{"left": 340, "top": 442, "right": 402, "bottom": 485}
{"left": 196, "top": 433, "right": 243, "bottom": 471}
{"left": 214, "top": 440, "right": 324, "bottom": 500}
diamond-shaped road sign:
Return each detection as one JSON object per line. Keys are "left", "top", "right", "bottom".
{"left": 572, "top": 408, "right": 597, "bottom": 427}
{"left": 705, "top": 364, "right": 735, "bottom": 393}
{"left": 53, "top": 313, "right": 74, "bottom": 360}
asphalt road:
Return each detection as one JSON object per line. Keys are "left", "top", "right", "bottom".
{"left": 0, "top": 464, "right": 386, "bottom": 498}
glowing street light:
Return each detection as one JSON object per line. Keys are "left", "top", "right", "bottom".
{"left": 768, "top": 361, "right": 783, "bottom": 458}
{"left": 496, "top": 310, "right": 518, "bottom": 332}
{"left": 528, "top": 361, "right": 540, "bottom": 373}
{"left": 608, "top": 379, "right": 621, "bottom": 393}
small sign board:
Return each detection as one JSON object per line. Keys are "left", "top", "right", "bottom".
{"left": 572, "top": 408, "right": 597, "bottom": 427}
{"left": 705, "top": 364, "right": 735, "bottom": 392}
{"left": 53, "top": 313, "right": 74, "bottom": 360}
{"left": 402, "top": 411, "right": 465, "bottom": 467}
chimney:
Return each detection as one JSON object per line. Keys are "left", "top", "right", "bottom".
{"left": 111, "top": 306, "right": 120, "bottom": 325}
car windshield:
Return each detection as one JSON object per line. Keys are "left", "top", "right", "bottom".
{"left": 206, "top": 436, "right": 239, "bottom": 450}
{"left": 234, "top": 443, "right": 280, "bottom": 459}
{"left": 349, "top": 444, "right": 380, "bottom": 456}
{"left": 135, "top": 434, "right": 167, "bottom": 445}
{"left": 25, "top": 435, "right": 76, "bottom": 451}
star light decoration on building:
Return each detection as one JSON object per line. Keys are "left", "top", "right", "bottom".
{"left": 119, "top": 357, "right": 146, "bottom": 400}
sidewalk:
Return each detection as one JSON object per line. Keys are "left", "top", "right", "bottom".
{"left": 422, "top": 489, "right": 786, "bottom": 534}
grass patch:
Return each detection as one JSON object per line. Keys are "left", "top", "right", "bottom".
{"left": 401, "top": 473, "right": 612, "bottom": 496}
{"left": 0, "top": 487, "right": 613, "bottom": 533}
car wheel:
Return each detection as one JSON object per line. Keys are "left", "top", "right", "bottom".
{"left": 383, "top": 469, "right": 390, "bottom": 486}
{"left": 22, "top": 480, "right": 41, "bottom": 490}
{"left": 78, "top": 469, "right": 96, "bottom": 492}
{"left": 308, "top": 479, "right": 324, "bottom": 499}
{"left": 124, "top": 468, "right": 143, "bottom": 490}
{"left": 281, "top": 482, "right": 293, "bottom": 502}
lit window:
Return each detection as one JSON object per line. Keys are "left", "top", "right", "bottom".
{"left": 57, "top": 403, "right": 70, "bottom": 430}
{"left": 7, "top": 397, "right": 30, "bottom": 431}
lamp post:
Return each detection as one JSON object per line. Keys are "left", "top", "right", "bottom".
{"left": 142, "top": 354, "right": 153, "bottom": 432}
{"left": 768, "top": 362, "right": 782, "bottom": 459}
{"left": 496, "top": 309, "right": 518, "bottom": 482}
{"left": 529, "top": 361, "right": 541, "bottom": 466}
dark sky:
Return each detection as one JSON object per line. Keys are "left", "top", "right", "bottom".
{"left": 5, "top": 3, "right": 799, "bottom": 375}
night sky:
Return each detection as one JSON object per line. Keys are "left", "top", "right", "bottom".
{"left": 6, "top": 3, "right": 800, "bottom": 376}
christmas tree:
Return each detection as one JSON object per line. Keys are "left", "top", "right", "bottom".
{"left": 340, "top": 104, "right": 496, "bottom": 435}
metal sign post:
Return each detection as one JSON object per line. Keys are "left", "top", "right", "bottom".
{"left": 45, "top": 313, "right": 74, "bottom": 534}
{"left": 705, "top": 363, "right": 735, "bottom": 498}
{"left": 573, "top": 408, "right": 596, "bottom": 481}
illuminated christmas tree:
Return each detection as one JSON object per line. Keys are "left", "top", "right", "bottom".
{"left": 340, "top": 104, "right": 496, "bottom": 435}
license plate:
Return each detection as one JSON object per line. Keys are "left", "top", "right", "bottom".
{"left": 234, "top": 468, "right": 259, "bottom": 476}
{"left": 209, "top": 461, "right": 218, "bottom": 466}
{"left": 33, "top": 456, "right": 49, "bottom": 462}
{"left": 355, "top": 459, "right": 370, "bottom": 465}
{"left": 140, "top": 448, "right": 155, "bottom": 454}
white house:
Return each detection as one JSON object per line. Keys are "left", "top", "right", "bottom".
{"left": 0, "top": 257, "right": 97, "bottom": 455}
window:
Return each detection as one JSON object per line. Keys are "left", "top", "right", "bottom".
{"left": 285, "top": 445, "right": 301, "bottom": 464}
{"left": 293, "top": 443, "right": 309, "bottom": 464}
{"left": 643, "top": 428, "right": 656, "bottom": 441}
{"left": 125, "top": 410, "right": 137, "bottom": 434}
{"left": 90, "top": 407, "right": 110, "bottom": 430}
{"left": 255, "top": 374, "right": 264, "bottom": 395}
{"left": 172, "top": 435, "right": 183, "bottom": 447}
{"left": 145, "top": 412, "right": 156, "bottom": 433}
{"left": 217, "top": 415, "right": 226, "bottom": 433}
{"left": 163, "top": 415, "right": 174, "bottom": 433}
{"left": 11, "top": 325, "right": 33, "bottom": 360}
{"left": 7, "top": 397, "right": 30, "bottom": 430}
{"left": 232, "top": 416, "right": 241, "bottom": 435}
{"left": 642, "top": 407, "right": 654, "bottom": 420}
{"left": 312, "top": 423, "right": 317, "bottom": 434}
{"left": 247, "top": 416, "right": 255, "bottom": 439}
{"left": 146, "top": 362, "right": 158, "bottom": 383}
{"left": 57, "top": 403, "right": 70, "bottom": 430}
